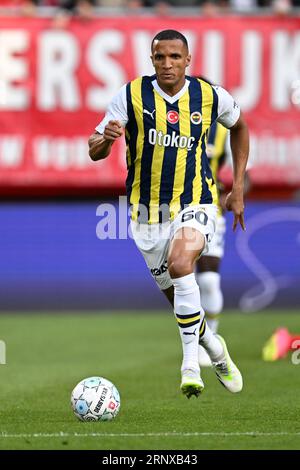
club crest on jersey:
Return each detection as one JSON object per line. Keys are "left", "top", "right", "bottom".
{"left": 167, "top": 110, "right": 179, "bottom": 124}
{"left": 190, "top": 112, "right": 202, "bottom": 125}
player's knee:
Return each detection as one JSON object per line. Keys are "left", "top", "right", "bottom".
{"left": 168, "top": 255, "right": 193, "bottom": 279}
{"left": 197, "top": 271, "right": 223, "bottom": 315}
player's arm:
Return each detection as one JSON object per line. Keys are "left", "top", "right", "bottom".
{"left": 226, "top": 112, "right": 249, "bottom": 231}
{"left": 88, "top": 120, "right": 123, "bottom": 161}
{"left": 89, "top": 84, "right": 128, "bottom": 161}
{"left": 214, "top": 85, "right": 250, "bottom": 231}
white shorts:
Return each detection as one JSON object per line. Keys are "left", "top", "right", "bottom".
{"left": 131, "top": 204, "right": 218, "bottom": 291}
{"left": 205, "top": 214, "right": 226, "bottom": 259}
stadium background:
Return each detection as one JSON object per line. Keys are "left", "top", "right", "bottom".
{"left": 0, "top": 7, "right": 299, "bottom": 312}
{"left": 0, "top": 1, "right": 300, "bottom": 452}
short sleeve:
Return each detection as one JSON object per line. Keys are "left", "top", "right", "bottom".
{"left": 214, "top": 86, "right": 240, "bottom": 129}
{"left": 95, "top": 84, "right": 128, "bottom": 134}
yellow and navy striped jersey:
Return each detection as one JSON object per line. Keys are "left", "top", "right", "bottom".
{"left": 125, "top": 75, "right": 219, "bottom": 224}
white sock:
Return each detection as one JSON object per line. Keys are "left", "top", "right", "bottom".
{"left": 198, "top": 314, "right": 224, "bottom": 362}
{"left": 196, "top": 271, "right": 223, "bottom": 334}
{"left": 173, "top": 273, "right": 203, "bottom": 373}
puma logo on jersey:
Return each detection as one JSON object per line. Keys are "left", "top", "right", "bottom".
{"left": 143, "top": 109, "right": 156, "bottom": 119}
{"left": 148, "top": 129, "right": 195, "bottom": 151}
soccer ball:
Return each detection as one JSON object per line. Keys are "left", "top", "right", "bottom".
{"left": 71, "top": 376, "right": 121, "bottom": 422}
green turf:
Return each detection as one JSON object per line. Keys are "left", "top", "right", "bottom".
{"left": 0, "top": 311, "right": 300, "bottom": 450}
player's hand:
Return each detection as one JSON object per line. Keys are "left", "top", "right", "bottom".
{"left": 103, "top": 120, "right": 123, "bottom": 142}
{"left": 225, "top": 189, "right": 246, "bottom": 232}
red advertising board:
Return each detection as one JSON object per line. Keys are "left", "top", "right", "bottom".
{"left": 0, "top": 16, "right": 299, "bottom": 193}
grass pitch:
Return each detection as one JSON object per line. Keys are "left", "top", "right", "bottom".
{"left": 0, "top": 311, "right": 300, "bottom": 450}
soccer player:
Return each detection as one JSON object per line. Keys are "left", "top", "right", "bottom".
{"left": 88, "top": 30, "right": 249, "bottom": 398}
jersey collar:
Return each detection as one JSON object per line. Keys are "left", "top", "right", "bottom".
{"left": 151, "top": 78, "right": 190, "bottom": 104}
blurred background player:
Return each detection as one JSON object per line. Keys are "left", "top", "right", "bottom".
{"left": 0, "top": 2, "right": 299, "bottom": 450}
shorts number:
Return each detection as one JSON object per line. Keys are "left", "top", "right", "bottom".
{"left": 181, "top": 210, "right": 208, "bottom": 225}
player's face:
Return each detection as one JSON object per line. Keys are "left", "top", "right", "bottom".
{"left": 151, "top": 39, "right": 191, "bottom": 94}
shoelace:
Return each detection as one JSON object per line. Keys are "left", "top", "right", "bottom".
{"left": 213, "top": 361, "right": 229, "bottom": 375}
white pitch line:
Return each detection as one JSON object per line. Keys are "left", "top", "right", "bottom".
{"left": 0, "top": 431, "right": 300, "bottom": 439}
